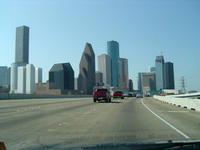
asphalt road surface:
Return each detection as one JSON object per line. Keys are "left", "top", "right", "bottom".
{"left": 1, "top": 97, "right": 200, "bottom": 150}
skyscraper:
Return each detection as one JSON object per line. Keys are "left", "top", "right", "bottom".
{"left": 138, "top": 72, "right": 145, "bottom": 91}
{"left": 119, "top": 58, "right": 129, "bottom": 89}
{"left": 78, "top": 43, "right": 95, "bottom": 94}
{"left": 98, "top": 54, "right": 111, "bottom": 86}
{"left": 15, "top": 26, "right": 29, "bottom": 64}
{"left": 49, "top": 63, "right": 74, "bottom": 90}
{"left": 155, "top": 56, "right": 165, "bottom": 90}
{"left": 107, "top": 41, "right": 119, "bottom": 87}
{"left": 141, "top": 72, "right": 156, "bottom": 94}
{"left": 165, "top": 62, "right": 175, "bottom": 89}
{"left": 35, "top": 67, "right": 43, "bottom": 83}
{"left": 10, "top": 25, "right": 29, "bottom": 93}
{"left": 128, "top": 79, "right": 133, "bottom": 92}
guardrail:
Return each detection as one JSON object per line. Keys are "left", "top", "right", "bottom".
{"left": 153, "top": 95, "right": 200, "bottom": 111}
{"left": 0, "top": 93, "right": 92, "bottom": 100}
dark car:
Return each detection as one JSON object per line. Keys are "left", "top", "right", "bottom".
{"left": 92, "top": 88, "right": 111, "bottom": 103}
{"left": 113, "top": 91, "right": 124, "bottom": 99}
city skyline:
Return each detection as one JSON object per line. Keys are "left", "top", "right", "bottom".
{"left": 0, "top": 0, "right": 200, "bottom": 91}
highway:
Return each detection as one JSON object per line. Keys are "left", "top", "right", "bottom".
{"left": 1, "top": 97, "right": 200, "bottom": 150}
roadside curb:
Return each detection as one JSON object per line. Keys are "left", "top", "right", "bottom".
{"left": 153, "top": 95, "right": 199, "bottom": 112}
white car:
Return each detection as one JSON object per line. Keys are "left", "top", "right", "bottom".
{"left": 136, "top": 93, "right": 143, "bottom": 98}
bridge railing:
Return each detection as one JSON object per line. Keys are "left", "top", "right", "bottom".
{"left": 153, "top": 95, "right": 200, "bottom": 111}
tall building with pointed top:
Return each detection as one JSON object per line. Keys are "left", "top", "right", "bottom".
{"left": 155, "top": 55, "right": 165, "bottom": 90}
{"left": 78, "top": 43, "right": 95, "bottom": 94}
{"left": 107, "top": 40, "right": 119, "bottom": 87}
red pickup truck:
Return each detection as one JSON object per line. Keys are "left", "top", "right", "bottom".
{"left": 113, "top": 91, "right": 124, "bottom": 99}
{"left": 92, "top": 88, "right": 111, "bottom": 103}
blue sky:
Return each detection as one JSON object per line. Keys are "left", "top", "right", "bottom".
{"left": 0, "top": 0, "right": 200, "bottom": 91}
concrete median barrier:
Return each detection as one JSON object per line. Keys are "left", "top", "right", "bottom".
{"left": 153, "top": 95, "right": 200, "bottom": 112}
{"left": 0, "top": 141, "right": 7, "bottom": 150}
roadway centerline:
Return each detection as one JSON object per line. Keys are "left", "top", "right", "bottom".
{"left": 141, "top": 99, "right": 190, "bottom": 139}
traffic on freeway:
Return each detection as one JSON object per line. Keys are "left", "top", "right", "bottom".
{"left": 1, "top": 0, "right": 199, "bottom": 149}
{"left": 1, "top": 97, "right": 200, "bottom": 149}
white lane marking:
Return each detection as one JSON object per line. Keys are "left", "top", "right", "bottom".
{"left": 141, "top": 99, "right": 190, "bottom": 139}
{"left": 159, "top": 111, "right": 189, "bottom": 113}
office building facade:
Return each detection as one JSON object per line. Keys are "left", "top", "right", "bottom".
{"left": 17, "top": 66, "right": 26, "bottom": 94}
{"left": 138, "top": 72, "right": 145, "bottom": 91}
{"left": 0, "top": 66, "right": 10, "bottom": 88}
{"left": 119, "top": 58, "right": 129, "bottom": 89}
{"left": 78, "top": 43, "right": 95, "bottom": 94}
{"left": 26, "top": 64, "right": 35, "bottom": 94}
{"left": 141, "top": 72, "right": 156, "bottom": 94}
{"left": 128, "top": 79, "right": 133, "bottom": 92}
{"left": 98, "top": 54, "right": 111, "bottom": 86}
{"left": 10, "top": 25, "right": 30, "bottom": 93}
{"left": 107, "top": 41, "right": 119, "bottom": 87}
{"left": 15, "top": 26, "right": 29, "bottom": 64}
{"left": 35, "top": 67, "right": 42, "bottom": 83}
{"left": 165, "top": 62, "right": 175, "bottom": 89}
{"left": 49, "top": 63, "right": 74, "bottom": 90}
{"left": 95, "top": 72, "right": 103, "bottom": 86}
{"left": 155, "top": 56, "right": 165, "bottom": 90}
{"left": 10, "top": 63, "right": 18, "bottom": 93}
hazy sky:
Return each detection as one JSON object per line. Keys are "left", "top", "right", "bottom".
{"left": 0, "top": 0, "right": 200, "bottom": 91}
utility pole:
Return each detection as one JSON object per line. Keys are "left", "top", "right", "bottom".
{"left": 180, "top": 76, "right": 186, "bottom": 94}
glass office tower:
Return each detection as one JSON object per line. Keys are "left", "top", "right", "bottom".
{"left": 155, "top": 56, "right": 165, "bottom": 90}
{"left": 165, "top": 62, "right": 175, "bottom": 89}
{"left": 107, "top": 41, "right": 119, "bottom": 87}
{"left": 15, "top": 26, "right": 29, "bottom": 64}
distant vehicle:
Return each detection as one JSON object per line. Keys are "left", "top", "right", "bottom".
{"left": 123, "top": 93, "right": 129, "bottom": 97}
{"left": 128, "top": 92, "right": 133, "bottom": 97}
{"left": 132, "top": 93, "right": 137, "bottom": 97}
{"left": 144, "top": 94, "right": 150, "bottom": 97}
{"left": 136, "top": 93, "right": 143, "bottom": 98}
{"left": 113, "top": 91, "right": 124, "bottom": 99}
{"left": 124, "top": 92, "right": 133, "bottom": 97}
{"left": 92, "top": 88, "right": 111, "bottom": 103}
